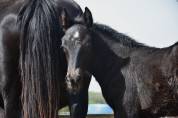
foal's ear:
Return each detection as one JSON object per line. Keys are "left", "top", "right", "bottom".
{"left": 84, "top": 7, "right": 93, "bottom": 28}
{"left": 60, "top": 8, "right": 72, "bottom": 32}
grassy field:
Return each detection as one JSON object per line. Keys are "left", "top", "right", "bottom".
{"left": 59, "top": 92, "right": 106, "bottom": 112}
{"left": 89, "top": 92, "right": 106, "bottom": 104}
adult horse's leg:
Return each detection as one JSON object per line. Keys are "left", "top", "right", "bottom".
{"left": 0, "top": 14, "right": 21, "bottom": 118}
{"left": 68, "top": 74, "right": 91, "bottom": 118}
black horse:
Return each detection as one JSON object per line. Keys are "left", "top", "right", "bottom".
{"left": 0, "top": 0, "right": 90, "bottom": 118}
{"left": 61, "top": 7, "right": 178, "bottom": 118}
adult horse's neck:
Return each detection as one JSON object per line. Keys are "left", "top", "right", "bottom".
{"left": 92, "top": 24, "right": 146, "bottom": 58}
{"left": 55, "top": 0, "right": 82, "bottom": 18}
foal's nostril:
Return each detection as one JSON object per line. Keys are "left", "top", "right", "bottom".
{"left": 75, "top": 76, "right": 80, "bottom": 83}
{"left": 68, "top": 77, "right": 80, "bottom": 86}
{"left": 71, "top": 79, "right": 76, "bottom": 85}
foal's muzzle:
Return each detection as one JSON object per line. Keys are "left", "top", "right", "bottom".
{"left": 65, "top": 70, "right": 82, "bottom": 93}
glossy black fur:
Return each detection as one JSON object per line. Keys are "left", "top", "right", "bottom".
{"left": 62, "top": 8, "right": 178, "bottom": 118}
{"left": 0, "top": 0, "right": 90, "bottom": 118}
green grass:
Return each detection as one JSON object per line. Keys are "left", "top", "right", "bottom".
{"left": 89, "top": 92, "right": 106, "bottom": 104}
{"left": 59, "top": 92, "right": 106, "bottom": 113}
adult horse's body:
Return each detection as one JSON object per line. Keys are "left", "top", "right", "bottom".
{"left": 0, "top": 0, "right": 90, "bottom": 118}
{"left": 0, "top": 1, "right": 25, "bottom": 117}
{"left": 0, "top": 13, "right": 21, "bottom": 118}
{"left": 61, "top": 8, "right": 178, "bottom": 118}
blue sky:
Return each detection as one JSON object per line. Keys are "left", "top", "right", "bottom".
{"left": 75, "top": 0, "right": 178, "bottom": 92}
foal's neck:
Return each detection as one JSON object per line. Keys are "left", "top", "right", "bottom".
{"left": 92, "top": 24, "right": 145, "bottom": 58}
{"left": 89, "top": 31, "right": 128, "bottom": 90}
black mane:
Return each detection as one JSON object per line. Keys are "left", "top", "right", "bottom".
{"left": 93, "top": 23, "right": 146, "bottom": 48}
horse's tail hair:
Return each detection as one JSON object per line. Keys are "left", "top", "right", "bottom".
{"left": 17, "top": 0, "right": 65, "bottom": 117}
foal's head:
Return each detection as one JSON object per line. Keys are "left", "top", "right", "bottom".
{"left": 61, "top": 7, "right": 93, "bottom": 92}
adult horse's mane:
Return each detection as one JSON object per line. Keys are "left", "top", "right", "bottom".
{"left": 93, "top": 23, "right": 148, "bottom": 48}
{"left": 18, "top": 0, "right": 64, "bottom": 117}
